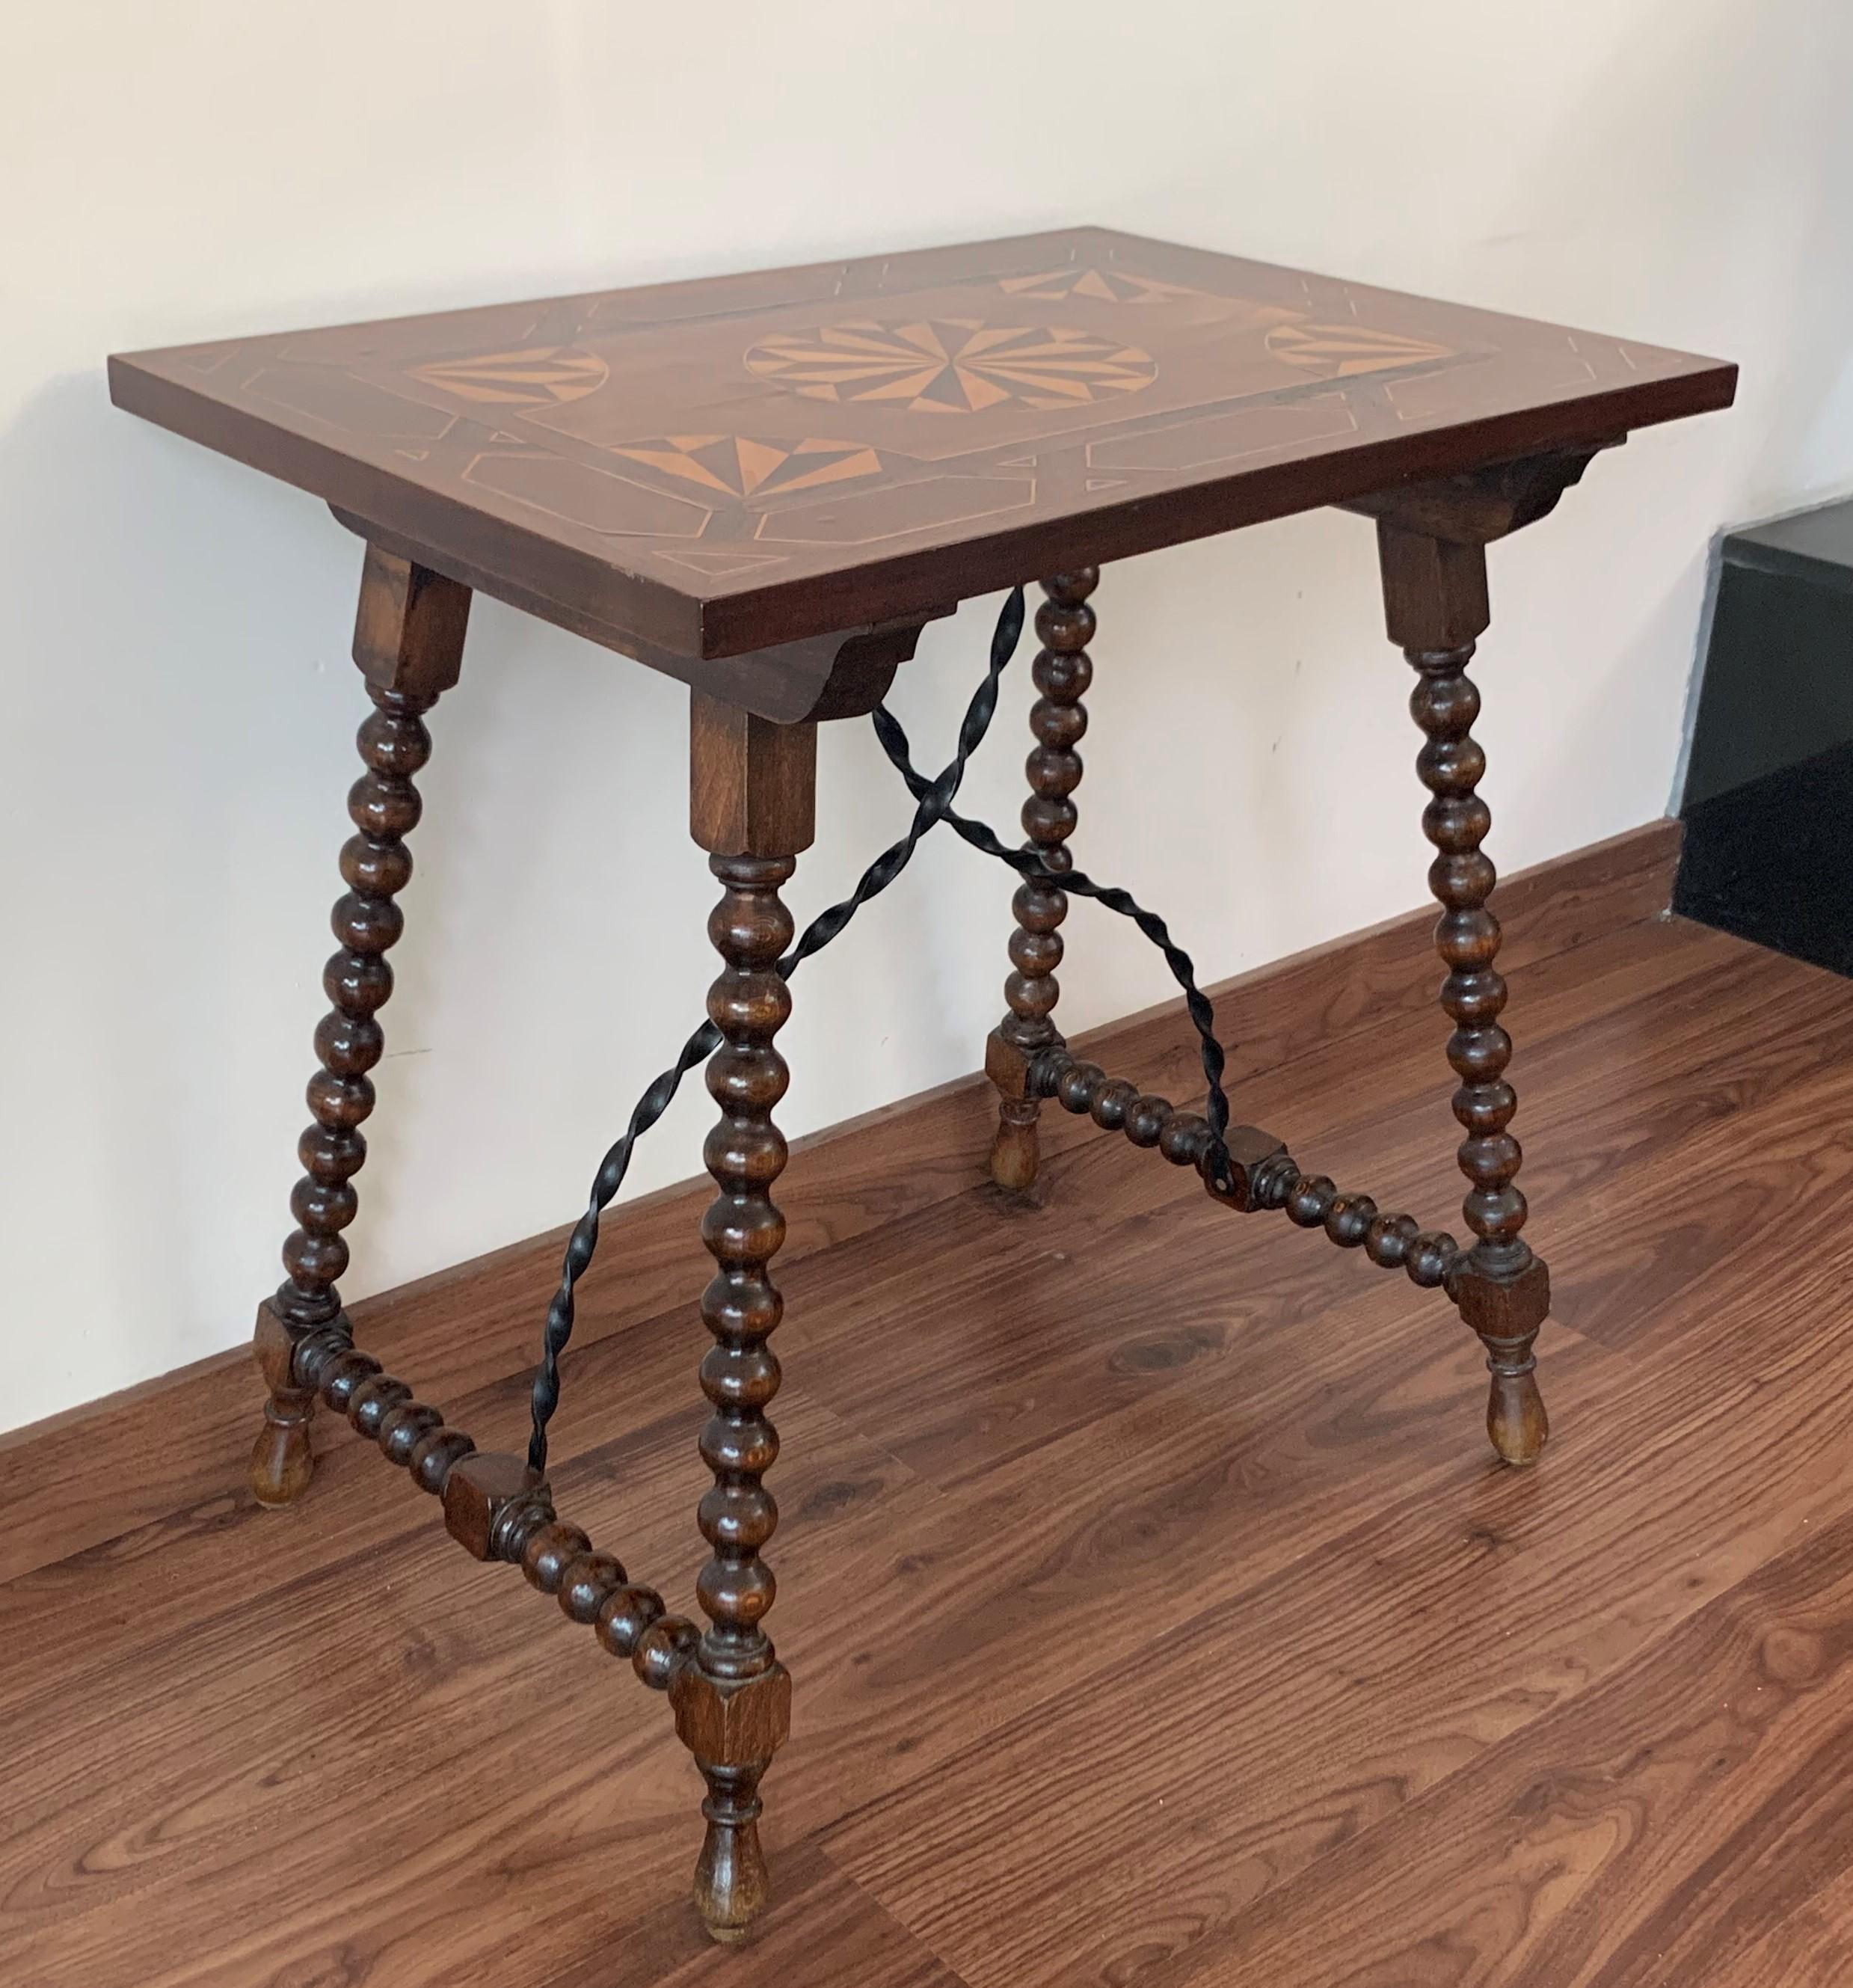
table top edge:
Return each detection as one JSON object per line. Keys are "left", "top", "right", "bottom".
{"left": 107, "top": 227, "right": 1739, "bottom": 669}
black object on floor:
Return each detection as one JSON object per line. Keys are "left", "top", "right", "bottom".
{"left": 1675, "top": 498, "right": 1853, "bottom": 978}
{"left": 1676, "top": 737, "right": 1853, "bottom": 977}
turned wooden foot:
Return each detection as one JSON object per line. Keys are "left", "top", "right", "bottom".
{"left": 985, "top": 1032, "right": 1042, "bottom": 1190}
{"left": 989, "top": 1102, "right": 1039, "bottom": 1190}
{"left": 673, "top": 1663, "right": 791, "bottom": 1945}
{"left": 692, "top": 1762, "right": 772, "bottom": 1944}
{"left": 1481, "top": 1330, "right": 1549, "bottom": 1466}
{"left": 248, "top": 1387, "right": 316, "bottom": 1506}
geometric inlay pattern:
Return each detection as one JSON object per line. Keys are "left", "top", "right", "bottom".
{"left": 1264, "top": 322, "right": 1455, "bottom": 378}
{"left": 609, "top": 435, "right": 884, "bottom": 498}
{"left": 407, "top": 346, "right": 610, "bottom": 405}
{"left": 111, "top": 224, "right": 1736, "bottom": 666}
{"left": 744, "top": 320, "right": 1158, "bottom": 414}
{"left": 998, "top": 267, "right": 1202, "bottom": 306}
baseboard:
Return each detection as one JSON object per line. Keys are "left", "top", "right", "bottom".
{"left": 0, "top": 817, "right": 1680, "bottom": 1579}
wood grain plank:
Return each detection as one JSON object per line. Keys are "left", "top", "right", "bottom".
{"left": 25, "top": 856, "right": 1851, "bottom": 1988}
{"left": 0, "top": 823, "right": 1678, "bottom": 1581}
{"left": 537, "top": 1844, "right": 971, "bottom": 1988}
{"left": 0, "top": 943, "right": 1667, "bottom": 1983}
{"left": 1141, "top": 1494, "right": 1853, "bottom": 1988}
{"left": 0, "top": 1371, "right": 936, "bottom": 1988}
{"left": 4, "top": 908, "right": 1719, "bottom": 1737}
{"left": 821, "top": 1209, "right": 1853, "bottom": 1987}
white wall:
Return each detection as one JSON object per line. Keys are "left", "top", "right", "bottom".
{"left": 5, "top": 0, "right": 1851, "bottom": 1432}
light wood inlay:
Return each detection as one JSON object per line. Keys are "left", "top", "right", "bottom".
{"left": 108, "top": 227, "right": 1734, "bottom": 674}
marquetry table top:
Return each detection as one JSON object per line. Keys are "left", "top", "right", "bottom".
{"left": 111, "top": 227, "right": 1734, "bottom": 671}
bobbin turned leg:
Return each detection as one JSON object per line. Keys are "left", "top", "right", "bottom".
{"left": 679, "top": 693, "right": 811, "bottom": 1941}
{"left": 249, "top": 544, "right": 470, "bottom": 1506}
{"left": 1376, "top": 521, "right": 1549, "bottom": 1466}
{"left": 987, "top": 570, "right": 1098, "bottom": 1189}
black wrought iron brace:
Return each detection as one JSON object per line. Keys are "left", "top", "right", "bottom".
{"left": 526, "top": 586, "right": 1467, "bottom": 1473}
{"left": 231, "top": 561, "right": 1499, "bottom": 1963}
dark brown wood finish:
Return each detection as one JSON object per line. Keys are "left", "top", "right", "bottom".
{"left": 8, "top": 908, "right": 1853, "bottom": 1987}
{"left": 111, "top": 228, "right": 1732, "bottom": 707}
{"left": 248, "top": 544, "right": 471, "bottom": 1506}
{"left": 1362, "top": 456, "right": 1601, "bottom": 1464}
{"left": 1393, "top": 542, "right": 1549, "bottom": 1464}
{"left": 100, "top": 233, "right": 1740, "bottom": 1951}
{"left": 986, "top": 569, "right": 1098, "bottom": 1188}
{"left": 679, "top": 705, "right": 815, "bottom": 1939}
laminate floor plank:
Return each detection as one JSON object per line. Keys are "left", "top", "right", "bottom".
{"left": 820, "top": 1216, "right": 1853, "bottom": 1987}
{"left": 1, "top": 917, "right": 1713, "bottom": 1732}
{"left": 7, "top": 910, "right": 1853, "bottom": 1985}
{"left": 1121, "top": 1494, "right": 1853, "bottom": 1988}
{"left": 0, "top": 828, "right": 1674, "bottom": 1586}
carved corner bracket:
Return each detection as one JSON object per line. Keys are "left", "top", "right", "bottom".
{"left": 693, "top": 613, "right": 953, "bottom": 724}
{"left": 1338, "top": 441, "right": 1623, "bottom": 545}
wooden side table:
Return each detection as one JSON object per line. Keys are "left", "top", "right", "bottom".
{"left": 110, "top": 227, "right": 1735, "bottom": 1944}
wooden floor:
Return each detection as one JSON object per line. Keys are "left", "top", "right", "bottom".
{"left": 10, "top": 902, "right": 1853, "bottom": 1986}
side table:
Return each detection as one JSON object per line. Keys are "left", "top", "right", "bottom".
{"left": 110, "top": 227, "right": 1735, "bottom": 1943}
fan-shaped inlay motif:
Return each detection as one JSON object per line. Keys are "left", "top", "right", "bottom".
{"left": 408, "top": 346, "right": 609, "bottom": 406}
{"left": 745, "top": 319, "right": 1158, "bottom": 414}
{"left": 1263, "top": 323, "right": 1454, "bottom": 378}
{"left": 608, "top": 435, "right": 883, "bottom": 499}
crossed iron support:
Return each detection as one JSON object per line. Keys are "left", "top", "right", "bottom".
{"left": 523, "top": 581, "right": 1472, "bottom": 1488}
{"left": 524, "top": 583, "right": 1249, "bottom": 1477}
{"left": 257, "top": 579, "right": 1508, "bottom": 1738}
{"left": 258, "top": 579, "right": 1498, "bottom": 1721}
{"left": 228, "top": 433, "right": 1608, "bottom": 1954}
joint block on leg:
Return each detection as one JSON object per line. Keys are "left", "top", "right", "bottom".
{"left": 352, "top": 543, "right": 471, "bottom": 697}
{"left": 1450, "top": 1253, "right": 1550, "bottom": 1340}
{"left": 671, "top": 1660, "right": 792, "bottom": 1767}
{"left": 1202, "top": 1124, "right": 1288, "bottom": 1210}
{"left": 985, "top": 1027, "right": 1035, "bottom": 1102}
{"left": 249, "top": 1304, "right": 348, "bottom": 1399}
{"left": 1375, "top": 526, "right": 1490, "bottom": 650}
{"left": 252, "top": 1299, "right": 305, "bottom": 1394}
{"left": 253, "top": 1299, "right": 351, "bottom": 1393}
{"left": 442, "top": 1452, "right": 553, "bottom": 1562}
